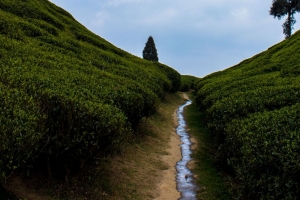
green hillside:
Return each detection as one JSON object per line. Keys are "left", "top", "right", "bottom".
{"left": 180, "top": 75, "right": 199, "bottom": 92}
{"left": 0, "top": 0, "right": 180, "bottom": 184}
{"left": 195, "top": 30, "right": 300, "bottom": 198}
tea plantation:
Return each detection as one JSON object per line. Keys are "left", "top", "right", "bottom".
{"left": 195, "top": 30, "right": 300, "bottom": 199}
{"left": 180, "top": 75, "right": 198, "bottom": 92}
{"left": 0, "top": 0, "right": 180, "bottom": 183}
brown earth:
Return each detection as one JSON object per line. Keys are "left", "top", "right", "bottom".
{"left": 155, "top": 92, "right": 193, "bottom": 200}
{"left": 154, "top": 110, "right": 181, "bottom": 200}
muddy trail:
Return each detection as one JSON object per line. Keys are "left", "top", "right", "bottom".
{"left": 156, "top": 93, "right": 198, "bottom": 200}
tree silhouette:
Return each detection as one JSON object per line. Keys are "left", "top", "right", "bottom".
{"left": 270, "top": 0, "right": 300, "bottom": 39}
{"left": 142, "top": 36, "right": 158, "bottom": 62}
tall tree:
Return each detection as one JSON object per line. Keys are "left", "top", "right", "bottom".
{"left": 270, "top": 0, "right": 300, "bottom": 39}
{"left": 143, "top": 36, "right": 159, "bottom": 62}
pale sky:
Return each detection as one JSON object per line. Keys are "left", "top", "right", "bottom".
{"left": 49, "top": 0, "right": 300, "bottom": 77}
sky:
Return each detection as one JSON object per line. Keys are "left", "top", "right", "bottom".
{"left": 49, "top": 0, "right": 300, "bottom": 78}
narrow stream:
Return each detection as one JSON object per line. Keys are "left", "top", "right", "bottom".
{"left": 176, "top": 100, "right": 198, "bottom": 200}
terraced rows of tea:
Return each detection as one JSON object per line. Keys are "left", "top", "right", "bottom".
{"left": 2, "top": 0, "right": 300, "bottom": 199}
{"left": 0, "top": 0, "right": 180, "bottom": 183}
{"left": 195, "top": 30, "right": 300, "bottom": 199}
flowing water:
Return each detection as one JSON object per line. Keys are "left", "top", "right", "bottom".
{"left": 176, "top": 100, "right": 198, "bottom": 200}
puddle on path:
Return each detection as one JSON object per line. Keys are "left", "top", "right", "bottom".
{"left": 176, "top": 100, "right": 198, "bottom": 200}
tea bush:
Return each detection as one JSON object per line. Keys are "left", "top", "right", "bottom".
{"left": 0, "top": 83, "right": 45, "bottom": 181}
{"left": 226, "top": 104, "right": 300, "bottom": 199}
{"left": 195, "top": 29, "right": 300, "bottom": 198}
{"left": 180, "top": 75, "right": 198, "bottom": 92}
{"left": 0, "top": 0, "right": 180, "bottom": 183}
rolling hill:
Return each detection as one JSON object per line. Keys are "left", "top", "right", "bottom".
{"left": 195, "top": 30, "right": 300, "bottom": 199}
{"left": 0, "top": 0, "right": 181, "bottom": 185}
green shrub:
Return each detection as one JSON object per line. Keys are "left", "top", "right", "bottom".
{"left": 0, "top": 14, "right": 23, "bottom": 40}
{"left": 206, "top": 84, "right": 300, "bottom": 147}
{"left": 194, "top": 29, "right": 300, "bottom": 198}
{"left": 180, "top": 75, "right": 198, "bottom": 91}
{"left": 29, "top": 19, "right": 59, "bottom": 36}
{"left": 155, "top": 63, "right": 181, "bottom": 92}
{"left": 0, "top": 84, "right": 45, "bottom": 181}
{"left": 0, "top": 0, "right": 180, "bottom": 183}
{"left": 225, "top": 104, "right": 300, "bottom": 199}
{"left": 38, "top": 92, "right": 130, "bottom": 166}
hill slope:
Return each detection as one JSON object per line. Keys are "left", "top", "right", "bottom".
{"left": 180, "top": 75, "right": 199, "bottom": 91}
{"left": 195, "top": 30, "right": 300, "bottom": 198}
{"left": 0, "top": 0, "right": 180, "bottom": 183}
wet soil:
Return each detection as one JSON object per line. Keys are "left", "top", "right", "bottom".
{"left": 176, "top": 100, "right": 198, "bottom": 199}
{"left": 155, "top": 93, "right": 198, "bottom": 200}
{"left": 155, "top": 110, "right": 182, "bottom": 200}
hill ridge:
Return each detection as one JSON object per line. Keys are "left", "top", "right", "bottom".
{"left": 0, "top": 0, "right": 180, "bottom": 187}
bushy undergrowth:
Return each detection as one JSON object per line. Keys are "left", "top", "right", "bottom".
{"left": 0, "top": 0, "right": 180, "bottom": 182}
{"left": 195, "top": 30, "right": 300, "bottom": 198}
{"left": 180, "top": 75, "right": 198, "bottom": 92}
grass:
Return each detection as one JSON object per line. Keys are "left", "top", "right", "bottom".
{"left": 185, "top": 93, "right": 232, "bottom": 200}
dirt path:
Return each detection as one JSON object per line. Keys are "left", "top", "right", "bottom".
{"left": 181, "top": 93, "right": 189, "bottom": 101}
{"left": 155, "top": 93, "right": 191, "bottom": 200}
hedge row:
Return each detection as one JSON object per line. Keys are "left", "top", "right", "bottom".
{"left": 194, "top": 30, "right": 300, "bottom": 198}
{"left": 225, "top": 104, "right": 300, "bottom": 199}
{"left": 180, "top": 75, "right": 198, "bottom": 92}
{"left": 206, "top": 84, "right": 300, "bottom": 146}
{"left": 0, "top": 0, "right": 180, "bottom": 183}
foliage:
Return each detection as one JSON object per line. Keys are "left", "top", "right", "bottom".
{"left": 270, "top": 0, "right": 300, "bottom": 38}
{"left": 194, "top": 30, "right": 300, "bottom": 198}
{"left": 180, "top": 75, "right": 199, "bottom": 92}
{"left": 0, "top": 0, "right": 180, "bottom": 183}
{"left": 185, "top": 101, "right": 232, "bottom": 200}
{"left": 156, "top": 63, "right": 181, "bottom": 92}
{"left": 142, "top": 36, "right": 159, "bottom": 62}
{"left": 226, "top": 104, "right": 300, "bottom": 199}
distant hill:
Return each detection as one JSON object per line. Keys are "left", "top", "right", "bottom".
{"left": 195, "top": 30, "right": 300, "bottom": 198}
{"left": 0, "top": 0, "right": 180, "bottom": 184}
{"left": 180, "top": 75, "right": 199, "bottom": 92}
